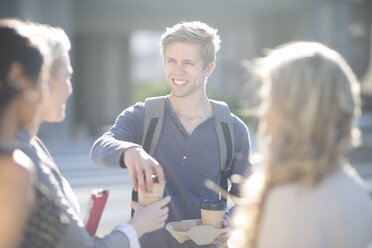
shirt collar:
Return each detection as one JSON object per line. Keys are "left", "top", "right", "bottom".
{"left": 15, "top": 128, "right": 32, "bottom": 143}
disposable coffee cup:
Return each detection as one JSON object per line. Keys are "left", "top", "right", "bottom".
{"left": 200, "top": 199, "right": 226, "bottom": 227}
{"left": 138, "top": 175, "right": 165, "bottom": 206}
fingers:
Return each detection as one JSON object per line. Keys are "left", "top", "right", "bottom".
{"left": 156, "top": 206, "right": 169, "bottom": 228}
{"left": 129, "top": 168, "right": 138, "bottom": 191}
{"left": 137, "top": 197, "right": 170, "bottom": 232}
{"left": 135, "top": 164, "right": 146, "bottom": 193}
{"left": 159, "top": 214, "right": 168, "bottom": 227}
{"left": 159, "top": 206, "right": 169, "bottom": 218}
{"left": 144, "top": 164, "right": 153, "bottom": 192}
{"left": 212, "top": 216, "right": 231, "bottom": 244}
{"left": 154, "top": 196, "right": 171, "bottom": 208}
{"left": 143, "top": 196, "right": 170, "bottom": 214}
{"left": 212, "top": 233, "right": 229, "bottom": 244}
{"left": 222, "top": 215, "right": 231, "bottom": 227}
{"left": 131, "top": 160, "right": 151, "bottom": 193}
{"left": 124, "top": 147, "right": 165, "bottom": 193}
{"left": 158, "top": 213, "right": 168, "bottom": 222}
{"left": 155, "top": 221, "right": 167, "bottom": 230}
{"left": 131, "top": 201, "right": 139, "bottom": 211}
{"left": 151, "top": 161, "right": 165, "bottom": 185}
{"left": 148, "top": 196, "right": 170, "bottom": 216}
{"left": 124, "top": 149, "right": 139, "bottom": 191}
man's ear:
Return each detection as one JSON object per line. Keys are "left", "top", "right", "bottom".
{"left": 204, "top": 63, "right": 215, "bottom": 77}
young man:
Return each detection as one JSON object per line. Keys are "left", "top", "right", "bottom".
{"left": 91, "top": 21, "right": 251, "bottom": 247}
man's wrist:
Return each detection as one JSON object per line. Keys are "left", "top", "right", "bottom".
{"left": 120, "top": 145, "right": 141, "bottom": 168}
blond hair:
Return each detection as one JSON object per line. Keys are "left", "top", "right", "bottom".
{"left": 26, "top": 24, "right": 70, "bottom": 75}
{"left": 233, "top": 41, "right": 360, "bottom": 248}
{"left": 160, "top": 21, "right": 220, "bottom": 67}
{"left": 0, "top": 19, "right": 70, "bottom": 75}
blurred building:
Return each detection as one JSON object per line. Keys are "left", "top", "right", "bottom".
{"left": 0, "top": 0, "right": 371, "bottom": 139}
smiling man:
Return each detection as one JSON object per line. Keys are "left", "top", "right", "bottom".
{"left": 90, "top": 21, "right": 251, "bottom": 248}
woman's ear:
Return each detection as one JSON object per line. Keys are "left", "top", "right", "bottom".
{"left": 7, "top": 62, "right": 29, "bottom": 90}
{"left": 8, "top": 62, "right": 40, "bottom": 102}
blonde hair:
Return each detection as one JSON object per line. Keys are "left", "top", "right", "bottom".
{"left": 233, "top": 41, "right": 360, "bottom": 248}
{"left": 160, "top": 21, "right": 220, "bottom": 67}
{"left": 26, "top": 24, "right": 70, "bottom": 75}
{"left": 0, "top": 19, "right": 70, "bottom": 75}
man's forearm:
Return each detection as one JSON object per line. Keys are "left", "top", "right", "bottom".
{"left": 90, "top": 135, "right": 140, "bottom": 169}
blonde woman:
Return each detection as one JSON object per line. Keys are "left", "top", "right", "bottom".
{"left": 232, "top": 42, "right": 372, "bottom": 248}
{"left": 15, "top": 23, "right": 170, "bottom": 248}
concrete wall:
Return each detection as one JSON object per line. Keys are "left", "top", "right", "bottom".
{"left": 0, "top": 0, "right": 370, "bottom": 138}
{"left": 74, "top": 33, "right": 131, "bottom": 135}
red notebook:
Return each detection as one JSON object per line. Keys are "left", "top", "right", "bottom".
{"left": 84, "top": 189, "right": 109, "bottom": 236}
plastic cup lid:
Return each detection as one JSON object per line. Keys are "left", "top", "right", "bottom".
{"left": 200, "top": 198, "right": 226, "bottom": 211}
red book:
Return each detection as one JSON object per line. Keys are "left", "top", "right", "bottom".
{"left": 84, "top": 189, "right": 109, "bottom": 236}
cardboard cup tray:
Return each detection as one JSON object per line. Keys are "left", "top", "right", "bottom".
{"left": 165, "top": 219, "right": 229, "bottom": 245}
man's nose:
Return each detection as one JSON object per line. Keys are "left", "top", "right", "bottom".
{"left": 174, "top": 63, "right": 185, "bottom": 73}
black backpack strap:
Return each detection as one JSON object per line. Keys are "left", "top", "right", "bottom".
{"left": 141, "top": 96, "right": 166, "bottom": 155}
{"left": 132, "top": 96, "right": 166, "bottom": 216}
{"left": 220, "top": 122, "right": 233, "bottom": 196}
{"left": 131, "top": 190, "right": 137, "bottom": 217}
{"left": 210, "top": 100, "right": 234, "bottom": 202}
{"left": 142, "top": 117, "right": 159, "bottom": 153}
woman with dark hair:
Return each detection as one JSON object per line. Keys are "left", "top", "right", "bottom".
{"left": 0, "top": 21, "right": 46, "bottom": 248}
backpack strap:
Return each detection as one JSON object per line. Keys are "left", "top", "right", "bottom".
{"left": 141, "top": 96, "right": 166, "bottom": 155}
{"left": 132, "top": 96, "right": 166, "bottom": 217}
{"left": 133, "top": 97, "right": 234, "bottom": 215}
{"left": 210, "top": 100, "right": 234, "bottom": 201}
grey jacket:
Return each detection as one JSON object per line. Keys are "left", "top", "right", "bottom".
{"left": 15, "top": 129, "right": 131, "bottom": 248}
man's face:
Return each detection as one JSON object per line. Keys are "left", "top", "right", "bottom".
{"left": 164, "top": 41, "right": 213, "bottom": 98}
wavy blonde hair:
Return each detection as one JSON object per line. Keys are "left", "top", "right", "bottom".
{"left": 233, "top": 41, "right": 360, "bottom": 248}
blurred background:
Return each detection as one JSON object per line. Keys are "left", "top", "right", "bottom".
{"left": 1, "top": 0, "right": 372, "bottom": 236}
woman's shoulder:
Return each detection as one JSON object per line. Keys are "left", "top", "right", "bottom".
{"left": 13, "top": 149, "right": 36, "bottom": 174}
{"left": 0, "top": 152, "right": 34, "bottom": 183}
{"left": 320, "top": 165, "right": 371, "bottom": 199}
{"left": 265, "top": 166, "right": 372, "bottom": 212}
{"left": 264, "top": 182, "right": 300, "bottom": 207}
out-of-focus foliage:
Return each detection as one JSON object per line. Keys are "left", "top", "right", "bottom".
{"left": 132, "top": 80, "right": 170, "bottom": 104}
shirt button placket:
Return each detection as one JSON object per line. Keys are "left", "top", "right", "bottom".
{"left": 181, "top": 138, "right": 191, "bottom": 167}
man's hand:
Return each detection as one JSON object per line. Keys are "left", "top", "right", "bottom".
{"left": 212, "top": 215, "right": 231, "bottom": 244}
{"left": 129, "top": 196, "right": 171, "bottom": 238}
{"left": 123, "top": 147, "right": 165, "bottom": 192}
